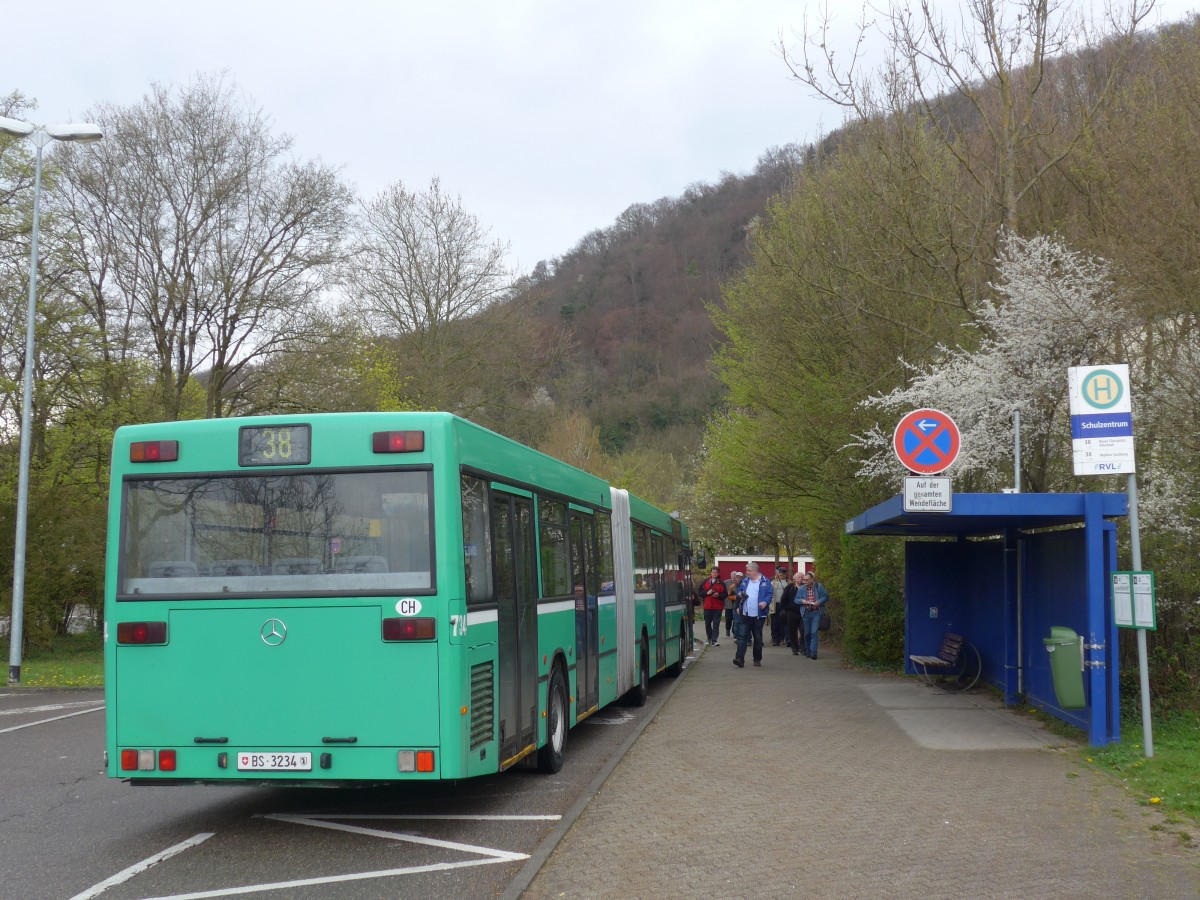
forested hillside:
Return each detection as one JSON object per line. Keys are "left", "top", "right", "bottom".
{"left": 518, "top": 146, "right": 805, "bottom": 453}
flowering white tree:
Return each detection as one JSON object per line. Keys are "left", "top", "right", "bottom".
{"left": 851, "top": 232, "right": 1133, "bottom": 492}
{"left": 1136, "top": 339, "right": 1200, "bottom": 541}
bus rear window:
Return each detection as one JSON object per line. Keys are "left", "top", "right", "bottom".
{"left": 119, "top": 470, "right": 433, "bottom": 597}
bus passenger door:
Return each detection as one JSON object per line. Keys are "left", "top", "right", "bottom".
{"left": 493, "top": 492, "right": 538, "bottom": 764}
{"left": 652, "top": 532, "right": 667, "bottom": 669}
{"left": 569, "top": 512, "right": 599, "bottom": 714}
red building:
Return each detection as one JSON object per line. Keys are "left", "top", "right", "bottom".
{"left": 712, "top": 555, "right": 813, "bottom": 583}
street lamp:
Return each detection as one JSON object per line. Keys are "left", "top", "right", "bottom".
{"left": 0, "top": 116, "right": 103, "bottom": 685}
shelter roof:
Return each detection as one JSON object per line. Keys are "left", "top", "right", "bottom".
{"left": 845, "top": 492, "right": 1128, "bottom": 538}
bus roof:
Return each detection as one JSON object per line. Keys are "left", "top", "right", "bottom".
{"left": 113, "top": 411, "right": 685, "bottom": 541}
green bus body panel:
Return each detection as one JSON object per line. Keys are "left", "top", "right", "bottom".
{"left": 536, "top": 606, "right": 573, "bottom": 713}
{"left": 114, "top": 605, "right": 439, "bottom": 748}
{"left": 597, "top": 599, "right": 618, "bottom": 706}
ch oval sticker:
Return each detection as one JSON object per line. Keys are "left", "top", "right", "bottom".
{"left": 395, "top": 598, "right": 423, "bottom": 616}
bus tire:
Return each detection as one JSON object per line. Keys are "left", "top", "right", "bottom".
{"left": 627, "top": 637, "right": 650, "bottom": 707}
{"left": 665, "top": 631, "right": 685, "bottom": 678}
{"left": 537, "top": 665, "right": 568, "bottom": 774}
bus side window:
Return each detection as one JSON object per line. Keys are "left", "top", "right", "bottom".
{"left": 271, "top": 557, "right": 322, "bottom": 574}
{"left": 338, "top": 555, "right": 388, "bottom": 573}
{"left": 147, "top": 560, "right": 197, "bottom": 578}
{"left": 210, "top": 559, "right": 262, "bottom": 576}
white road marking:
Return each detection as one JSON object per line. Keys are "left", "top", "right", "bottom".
{"left": 72, "top": 809, "right": 550, "bottom": 898}
{"left": 264, "top": 813, "right": 531, "bottom": 861}
{"left": 68, "top": 832, "right": 214, "bottom": 900}
{"left": 126, "top": 813, "right": 536, "bottom": 898}
{"left": 0, "top": 699, "right": 103, "bottom": 717}
{"left": 0, "top": 705, "right": 103, "bottom": 734}
{"left": 302, "top": 813, "right": 561, "bottom": 822}
{"left": 136, "top": 858, "right": 513, "bottom": 900}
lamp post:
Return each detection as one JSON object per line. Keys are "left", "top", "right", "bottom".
{"left": 0, "top": 116, "right": 103, "bottom": 685}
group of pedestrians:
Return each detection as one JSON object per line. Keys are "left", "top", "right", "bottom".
{"left": 697, "top": 562, "right": 829, "bottom": 668}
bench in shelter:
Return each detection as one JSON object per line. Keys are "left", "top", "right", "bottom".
{"left": 909, "top": 632, "right": 982, "bottom": 693}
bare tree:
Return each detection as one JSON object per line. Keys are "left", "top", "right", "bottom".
{"left": 344, "top": 178, "right": 556, "bottom": 418}
{"left": 786, "top": 0, "right": 1157, "bottom": 232}
{"left": 347, "top": 178, "right": 513, "bottom": 335}
{"left": 55, "top": 74, "right": 353, "bottom": 420}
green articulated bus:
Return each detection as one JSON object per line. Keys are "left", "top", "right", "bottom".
{"left": 104, "top": 412, "right": 691, "bottom": 784}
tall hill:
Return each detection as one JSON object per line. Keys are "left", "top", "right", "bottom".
{"left": 520, "top": 145, "right": 809, "bottom": 452}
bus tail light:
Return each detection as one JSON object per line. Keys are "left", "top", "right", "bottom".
{"left": 371, "top": 431, "right": 424, "bottom": 453}
{"left": 397, "top": 750, "right": 435, "bottom": 773}
{"left": 382, "top": 618, "right": 435, "bottom": 641}
{"left": 120, "top": 749, "right": 158, "bottom": 771}
{"left": 130, "top": 440, "right": 179, "bottom": 463}
{"left": 158, "top": 750, "right": 177, "bottom": 772}
{"left": 117, "top": 621, "right": 167, "bottom": 644}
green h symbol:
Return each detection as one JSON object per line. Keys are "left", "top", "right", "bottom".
{"left": 1082, "top": 370, "right": 1122, "bottom": 409}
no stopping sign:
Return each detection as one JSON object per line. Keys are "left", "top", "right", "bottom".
{"left": 893, "top": 409, "right": 960, "bottom": 475}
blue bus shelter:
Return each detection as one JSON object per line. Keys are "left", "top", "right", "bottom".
{"left": 845, "top": 492, "right": 1127, "bottom": 746}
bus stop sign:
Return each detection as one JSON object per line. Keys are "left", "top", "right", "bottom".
{"left": 893, "top": 409, "right": 961, "bottom": 475}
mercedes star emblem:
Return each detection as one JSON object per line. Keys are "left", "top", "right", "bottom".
{"left": 260, "top": 618, "right": 287, "bottom": 646}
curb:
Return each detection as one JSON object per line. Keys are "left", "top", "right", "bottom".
{"left": 499, "top": 639, "right": 706, "bottom": 899}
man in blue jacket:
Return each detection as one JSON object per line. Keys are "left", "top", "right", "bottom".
{"left": 798, "top": 571, "right": 830, "bottom": 660}
{"left": 733, "top": 561, "right": 773, "bottom": 668}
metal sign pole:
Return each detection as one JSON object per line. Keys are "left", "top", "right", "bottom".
{"left": 1013, "top": 409, "right": 1021, "bottom": 492}
{"left": 1127, "top": 473, "right": 1153, "bottom": 758}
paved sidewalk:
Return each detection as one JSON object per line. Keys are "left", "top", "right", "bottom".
{"left": 522, "top": 638, "right": 1200, "bottom": 899}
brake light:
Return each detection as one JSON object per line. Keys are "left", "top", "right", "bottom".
{"left": 130, "top": 440, "right": 179, "bottom": 462}
{"left": 120, "top": 748, "right": 172, "bottom": 771}
{"left": 372, "top": 431, "right": 425, "bottom": 453}
{"left": 117, "top": 621, "right": 168, "bottom": 644}
{"left": 382, "top": 617, "right": 436, "bottom": 641}
{"left": 397, "top": 750, "right": 436, "bottom": 772}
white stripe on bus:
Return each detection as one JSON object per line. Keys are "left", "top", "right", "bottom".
{"left": 466, "top": 610, "right": 498, "bottom": 626}
{"left": 536, "top": 600, "right": 574, "bottom": 615}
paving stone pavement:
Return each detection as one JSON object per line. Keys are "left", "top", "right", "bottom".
{"left": 522, "top": 638, "right": 1200, "bottom": 899}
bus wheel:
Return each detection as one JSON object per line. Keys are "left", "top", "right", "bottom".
{"left": 665, "top": 631, "right": 685, "bottom": 678}
{"left": 627, "top": 638, "right": 650, "bottom": 707}
{"left": 537, "top": 666, "right": 568, "bottom": 773}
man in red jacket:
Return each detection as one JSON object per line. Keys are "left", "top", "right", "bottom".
{"left": 699, "top": 566, "right": 727, "bottom": 647}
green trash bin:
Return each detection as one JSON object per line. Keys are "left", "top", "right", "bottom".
{"left": 1043, "top": 626, "right": 1086, "bottom": 710}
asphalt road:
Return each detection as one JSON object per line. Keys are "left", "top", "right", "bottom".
{"left": 0, "top": 675, "right": 682, "bottom": 900}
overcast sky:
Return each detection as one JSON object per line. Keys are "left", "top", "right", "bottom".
{"left": 5, "top": 1, "right": 1196, "bottom": 272}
